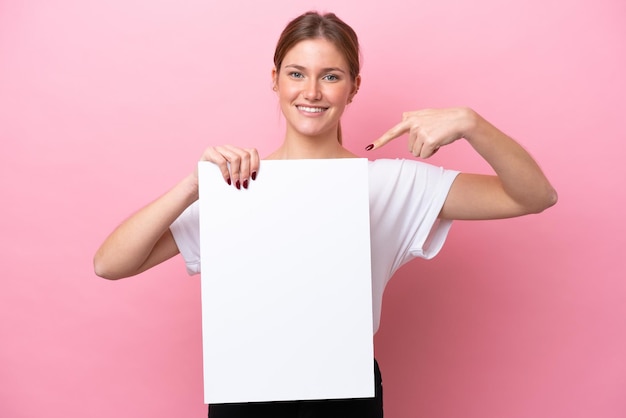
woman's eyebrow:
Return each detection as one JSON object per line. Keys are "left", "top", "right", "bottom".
{"left": 284, "top": 64, "right": 346, "bottom": 73}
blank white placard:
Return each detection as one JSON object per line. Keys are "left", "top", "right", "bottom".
{"left": 198, "top": 158, "right": 374, "bottom": 404}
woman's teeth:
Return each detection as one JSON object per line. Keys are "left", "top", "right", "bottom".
{"left": 297, "top": 106, "right": 326, "bottom": 113}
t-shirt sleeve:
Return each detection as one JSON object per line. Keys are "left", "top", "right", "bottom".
{"left": 169, "top": 201, "right": 201, "bottom": 275}
{"left": 368, "top": 159, "right": 460, "bottom": 275}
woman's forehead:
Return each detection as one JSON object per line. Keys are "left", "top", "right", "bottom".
{"left": 282, "top": 38, "right": 348, "bottom": 69}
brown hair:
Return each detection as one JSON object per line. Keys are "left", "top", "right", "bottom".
{"left": 273, "top": 11, "right": 361, "bottom": 143}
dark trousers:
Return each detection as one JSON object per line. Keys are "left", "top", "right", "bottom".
{"left": 208, "top": 359, "right": 383, "bottom": 418}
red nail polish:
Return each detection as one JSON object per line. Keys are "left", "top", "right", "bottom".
{"left": 226, "top": 177, "right": 231, "bottom": 185}
{"left": 365, "top": 144, "right": 374, "bottom": 151}
{"left": 243, "top": 179, "right": 249, "bottom": 189}
{"left": 251, "top": 171, "right": 257, "bottom": 181}
{"left": 235, "top": 180, "right": 241, "bottom": 190}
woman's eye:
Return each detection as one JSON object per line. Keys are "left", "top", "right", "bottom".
{"left": 323, "top": 74, "right": 339, "bottom": 81}
{"left": 289, "top": 72, "right": 304, "bottom": 79}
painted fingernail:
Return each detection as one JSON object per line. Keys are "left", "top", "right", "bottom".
{"left": 235, "top": 180, "right": 241, "bottom": 190}
{"left": 243, "top": 179, "right": 249, "bottom": 189}
{"left": 365, "top": 144, "right": 374, "bottom": 151}
{"left": 251, "top": 171, "right": 257, "bottom": 181}
{"left": 226, "top": 177, "right": 231, "bottom": 186}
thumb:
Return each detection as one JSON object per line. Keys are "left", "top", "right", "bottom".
{"left": 365, "top": 120, "right": 408, "bottom": 151}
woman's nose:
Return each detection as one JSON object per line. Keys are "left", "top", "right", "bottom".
{"left": 303, "top": 80, "right": 322, "bottom": 101}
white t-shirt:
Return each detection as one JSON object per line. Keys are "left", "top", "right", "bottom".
{"left": 170, "top": 158, "right": 459, "bottom": 333}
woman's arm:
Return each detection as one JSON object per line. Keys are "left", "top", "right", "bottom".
{"left": 367, "top": 107, "right": 557, "bottom": 220}
{"left": 93, "top": 174, "right": 197, "bottom": 280}
{"left": 93, "top": 145, "right": 260, "bottom": 280}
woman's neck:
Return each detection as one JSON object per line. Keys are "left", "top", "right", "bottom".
{"left": 265, "top": 130, "right": 357, "bottom": 160}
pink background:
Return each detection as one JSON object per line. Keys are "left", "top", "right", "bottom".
{"left": 1, "top": 1, "right": 624, "bottom": 417}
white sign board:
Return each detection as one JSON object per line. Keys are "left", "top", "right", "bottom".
{"left": 198, "top": 158, "right": 374, "bottom": 404}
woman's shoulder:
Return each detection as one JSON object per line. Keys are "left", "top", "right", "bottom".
{"left": 367, "top": 159, "right": 415, "bottom": 195}
{"left": 368, "top": 158, "right": 429, "bottom": 173}
{"left": 367, "top": 158, "right": 460, "bottom": 192}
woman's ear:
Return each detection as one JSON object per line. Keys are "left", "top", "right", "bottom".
{"left": 348, "top": 75, "right": 361, "bottom": 103}
{"left": 271, "top": 67, "right": 278, "bottom": 91}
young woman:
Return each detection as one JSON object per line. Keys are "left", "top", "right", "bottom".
{"left": 94, "top": 11, "right": 557, "bottom": 418}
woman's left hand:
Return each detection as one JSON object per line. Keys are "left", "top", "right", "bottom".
{"left": 366, "top": 107, "right": 475, "bottom": 157}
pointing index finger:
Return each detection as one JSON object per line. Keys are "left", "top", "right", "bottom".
{"left": 366, "top": 120, "right": 409, "bottom": 151}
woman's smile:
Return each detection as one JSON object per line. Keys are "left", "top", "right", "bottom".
{"left": 296, "top": 105, "right": 329, "bottom": 115}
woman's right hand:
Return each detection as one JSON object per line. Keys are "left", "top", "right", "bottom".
{"left": 199, "top": 145, "right": 261, "bottom": 190}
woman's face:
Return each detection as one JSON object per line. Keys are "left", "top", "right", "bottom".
{"left": 273, "top": 38, "right": 359, "bottom": 141}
